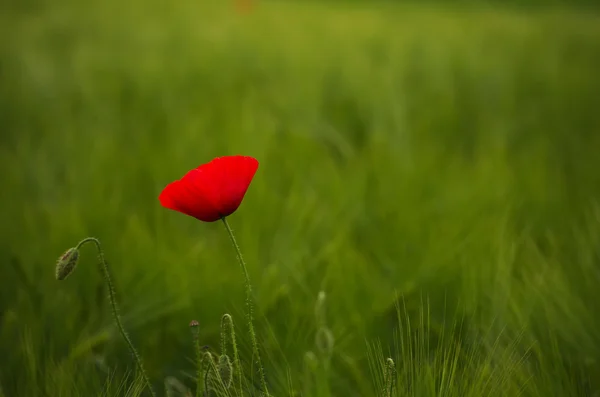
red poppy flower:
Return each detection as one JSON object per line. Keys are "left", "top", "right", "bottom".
{"left": 159, "top": 155, "right": 259, "bottom": 222}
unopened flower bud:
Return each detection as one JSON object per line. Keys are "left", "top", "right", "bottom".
{"left": 55, "top": 247, "right": 80, "bottom": 280}
{"left": 202, "top": 351, "right": 217, "bottom": 393}
{"left": 189, "top": 320, "right": 200, "bottom": 337}
{"left": 218, "top": 354, "right": 233, "bottom": 389}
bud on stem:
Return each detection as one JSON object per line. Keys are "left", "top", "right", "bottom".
{"left": 55, "top": 247, "right": 80, "bottom": 280}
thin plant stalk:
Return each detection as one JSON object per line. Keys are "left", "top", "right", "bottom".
{"left": 222, "top": 314, "right": 243, "bottom": 393}
{"left": 190, "top": 321, "right": 203, "bottom": 397}
{"left": 221, "top": 218, "right": 270, "bottom": 396}
{"left": 195, "top": 345, "right": 203, "bottom": 397}
{"left": 75, "top": 238, "right": 156, "bottom": 397}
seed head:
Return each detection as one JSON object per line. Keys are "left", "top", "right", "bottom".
{"left": 384, "top": 357, "right": 396, "bottom": 397}
{"left": 55, "top": 247, "right": 80, "bottom": 280}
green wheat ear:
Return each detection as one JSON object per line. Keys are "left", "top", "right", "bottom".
{"left": 303, "top": 351, "right": 318, "bottom": 393}
{"left": 314, "top": 291, "right": 327, "bottom": 326}
{"left": 314, "top": 291, "right": 335, "bottom": 359}
{"left": 383, "top": 357, "right": 396, "bottom": 397}
{"left": 315, "top": 327, "right": 335, "bottom": 358}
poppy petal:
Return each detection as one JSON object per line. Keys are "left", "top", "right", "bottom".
{"left": 203, "top": 156, "right": 259, "bottom": 217}
{"left": 159, "top": 155, "right": 259, "bottom": 222}
{"left": 159, "top": 180, "right": 202, "bottom": 220}
{"left": 179, "top": 168, "right": 222, "bottom": 221}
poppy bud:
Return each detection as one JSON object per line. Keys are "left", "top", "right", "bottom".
{"left": 219, "top": 313, "right": 242, "bottom": 391}
{"left": 55, "top": 247, "right": 80, "bottom": 280}
{"left": 201, "top": 351, "right": 217, "bottom": 394}
{"left": 218, "top": 354, "right": 233, "bottom": 389}
{"left": 189, "top": 320, "right": 200, "bottom": 338}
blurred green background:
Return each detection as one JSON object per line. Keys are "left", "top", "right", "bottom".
{"left": 2, "top": 0, "right": 600, "bottom": 396}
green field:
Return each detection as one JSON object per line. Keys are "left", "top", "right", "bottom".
{"left": 2, "top": 1, "right": 600, "bottom": 396}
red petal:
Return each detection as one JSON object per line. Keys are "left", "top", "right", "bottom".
{"left": 203, "top": 156, "right": 259, "bottom": 216}
{"left": 159, "top": 155, "right": 259, "bottom": 222}
{"left": 159, "top": 179, "right": 216, "bottom": 222}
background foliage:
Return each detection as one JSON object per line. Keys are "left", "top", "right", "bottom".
{"left": 1, "top": 0, "right": 600, "bottom": 396}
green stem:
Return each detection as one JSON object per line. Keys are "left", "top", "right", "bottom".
{"left": 76, "top": 238, "right": 156, "bottom": 397}
{"left": 194, "top": 335, "right": 202, "bottom": 397}
{"left": 221, "top": 218, "right": 270, "bottom": 396}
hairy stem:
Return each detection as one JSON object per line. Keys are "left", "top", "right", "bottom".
{"left": 221, "top": 218, "right": 269, "bottom": 396}
{"left": 194, "top": 332, "right": 202, "bottom": 397}
{"left": 222, "top": 314, "right": 243, "bottom": 393}
{"left": 75, "top": 238, "right": 156, "bottom": 397}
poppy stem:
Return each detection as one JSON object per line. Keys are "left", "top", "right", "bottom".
{"left": 74, "top": 238, "right": 156, "bottom": 397}
{"left": 221, "top": 217, "right": 270, "bottom": 396}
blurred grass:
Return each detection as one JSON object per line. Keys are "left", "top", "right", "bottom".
{"left": 1, "top": 0, "right": 600, "bottom": 396}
